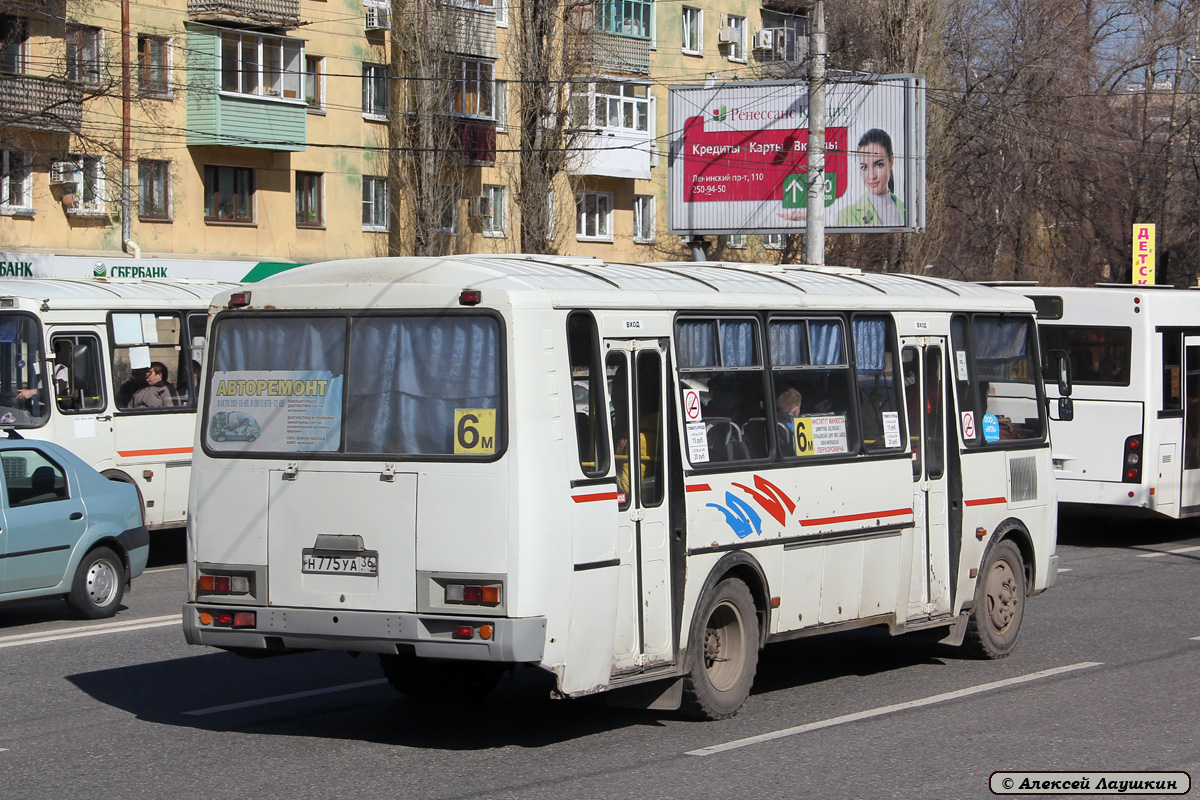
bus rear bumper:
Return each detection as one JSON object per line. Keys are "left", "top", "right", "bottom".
{"left": 183, "top": 604, "right": 547, "bottom": 663}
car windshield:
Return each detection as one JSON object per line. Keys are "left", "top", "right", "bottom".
{"left": 0, "top": 314, "right": 48, "bottom": 428}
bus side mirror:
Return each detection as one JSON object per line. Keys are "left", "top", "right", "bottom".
{"left": 1058, "top": 396, "right": 1074, "bottom": 422}
{"left": 1054, "top": 351, "right": 1072, "bottom": 397}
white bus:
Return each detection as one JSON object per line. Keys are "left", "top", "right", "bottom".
{"left": 998, "top": 283, "right": 1200, "bottom": 519}
{"left": 0, "top": 278, "right": 240, "bottom": 529}
{"left": 184, "top": 256, "right": 1059, "bottom": 718}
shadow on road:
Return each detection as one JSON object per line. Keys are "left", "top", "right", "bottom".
{"left": 1057, "top": 507, "right": 1200, "bottom": 552}
{"left": 64, "top": 621, "right": 966, "bottom": 747}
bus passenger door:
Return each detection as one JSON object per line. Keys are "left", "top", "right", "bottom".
{"left": 901, "top": 340, "right": 952, "bottom": 619}
{"left": 606, "top": 340, "right": 675, "bottom": 674}
{"left": 1181, "top": 337, "right": 1200, "bottom": 509}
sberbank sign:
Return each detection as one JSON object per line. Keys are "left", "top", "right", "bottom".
{"left": 93, "top": 262, "right": 170, "bottom": 278}
{"left": 0, "top": 262, "right": 33, "bottom": 277}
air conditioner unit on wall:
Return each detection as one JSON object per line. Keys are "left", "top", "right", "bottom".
{"left": 752, "top": 29, "right": 774, "bottom": 51}
{"left": 49, "top": 161, "right": 78, "bottom": 185}
{"left": 717, "top": 26, "right": 739, "bottom": 44}
{"left": 364, "top": 6, "right": 391, "bottom": 30}
{"left": 472, "top": 195, "right": 493, "bottom": 218}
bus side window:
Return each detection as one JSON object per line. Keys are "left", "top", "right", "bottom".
{"left": 111, "top": 312, "right": 185, "bottom": 411}
{"left": 566, "top": 312, "right": 609, "bottom": 477}
{"left": 852, "top": 314, "right": 904, "bottom": 452}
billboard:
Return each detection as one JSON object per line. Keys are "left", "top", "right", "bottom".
{"left": 667, "top": 76, "right": 925, "bottom": 236}
{"left": 1132, "top": 224, "right": 1155, "bottom": 285}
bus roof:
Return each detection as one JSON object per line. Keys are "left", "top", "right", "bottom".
{"left": 0, "top": 277, "right": 242, "bottom": 309}
{"left": 238, "top": 256, "right": 1033, "bottom": 313}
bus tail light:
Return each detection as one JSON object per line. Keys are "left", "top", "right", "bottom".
{"left": 197, "top": 574, "right": 251, "bottom": 595}
{"left": 1122, "top": 435, "right": 1142, "bottom": 483}
{"left": 445, "top": 582, "right": 501, "bottom": 606}
{"left": 199, "top": 609, "right": 257, "bottom": 628}
{"left": 453, "top": 625, "right": 475, "bottom": 639}
{"left": 228, "top": 291, "right": 251, "bottom": 308}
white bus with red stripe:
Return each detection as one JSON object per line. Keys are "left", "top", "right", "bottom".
{"left": 0, "top": 278, "right": 238, "bottom": 529}
{"left": 184, "top": 256, "right": 1058, "bottom": 719}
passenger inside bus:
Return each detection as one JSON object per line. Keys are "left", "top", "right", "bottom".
{"left": 129, "top": 362, "right": 180, "bottom": 408}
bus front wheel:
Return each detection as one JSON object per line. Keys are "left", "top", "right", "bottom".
{"left": 964, "top": 539, "right": 1026, "bottom": 659}
{"left": 681, "top": 577, "right": 759, "bottom": 720}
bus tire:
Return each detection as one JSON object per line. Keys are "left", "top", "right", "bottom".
{"left": 964, "top": 539, "right": 1026, "bottom": 659}
{"left": 67, "top": 546, "right": 126, "bottom": 619}
{"left": 378, "top": 654, "right": 502, "bottom": 700}
{"left": 680, "top": 578, "right": 759, "bottom": 720}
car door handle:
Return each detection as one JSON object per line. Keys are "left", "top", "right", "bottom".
{"left": 70, "top": 512, "right": 83, "bottom": 520}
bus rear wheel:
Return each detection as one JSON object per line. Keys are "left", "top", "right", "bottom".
{"left": 964, "top": 539, "right": 1026, "bottom": 659}
{"left": 680, "top": 578, "right": 759, "bottom": 720}
{"left": 379, "top": 653, "right": 502, "bottom": 700}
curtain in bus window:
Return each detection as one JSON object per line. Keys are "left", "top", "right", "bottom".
{"left": 809, "top": 320, "right": 844, "bottom": 365}
{"left": 676, "top": 321, "right": 716, "bottom": 368}
{"left": 768, "top": 321, "right": 807, "bottom": 365}
{"left": 973, "top": 317, "right": 1029, "bottom": 361}
{"left": 719, "top": 320, "right": 756, "bottom": 367}
{"left": 345, "top": 317, "right": 500, "bottom": 455}
{"left": 214, "top": 317, "right": 346, "bottom": 372}
{"left": 852, "top": 317, "right": 887, "bottom": 373}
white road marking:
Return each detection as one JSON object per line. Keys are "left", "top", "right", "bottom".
{"left": 1057, "top": 568, "right": 1072, "bottom": 572}
{"left": 1191, "top": 636, "right": 1200, "bottom": 642}
{"left": 183, "top": 679, "right": 389, "bottom": 716}
{"left": 1137, "top": 545, "right": 1200, "bottom": 559}
{"left": 0, "top": 614, "right": 179, "bottom": 649}
{"left": 687, "top": 661, "right": 1103, "bottom": 757}
{"left": 145, "top": 566, "right": 185, "bottom": 573}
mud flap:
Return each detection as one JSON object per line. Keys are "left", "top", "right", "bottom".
{"left": 604, "top": 677, "right": 683, "bottom": 711}
{"left": 938, "top": 613, "right": 970, "bottom": 646}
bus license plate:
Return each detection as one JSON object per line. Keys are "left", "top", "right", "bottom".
{"left": 301, "top": 549, "right": 379, "bottom": 576}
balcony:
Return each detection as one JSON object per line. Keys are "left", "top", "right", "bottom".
{"left": 591, "top": 31, "right": 650, "bottom": 76}
{"left": 188, "top": 0, "right": 300, "bottom": 30}
{"left": 0, "top": 74, "right": 82, "bottom": 133}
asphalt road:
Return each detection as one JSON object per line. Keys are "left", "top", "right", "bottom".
{"left": 1, "top": 514, "right": 1197, "bottom": 800}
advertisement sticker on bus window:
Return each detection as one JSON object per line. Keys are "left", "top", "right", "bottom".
{"left": 141, "top": 314, "right": 159, "bottom": 344}
{"left": 796, "top": 415, "right": 849, "bottom": 456}
{"left": 956, "top": 350, "right": 969, "bottom": 382}
{"left": 207, "top": 370, "right": 343, "bottom": 452}
{"left": 682, "top": 389, "right": 703, "bottom": 423}
{"left": 961, "top": 410, "right": 975, "bottom": 440}
{"left": 454, "top": 409, "right": 497, "bottom": 454}
{"left": 982, "top": 413, "right": 1001, "bottom": 443}
{"left": 882, "top": 411, "right": 901, "bottom": 448}
{"left": 686, "top": 421, "right": 709, "bottom": 463}
{"left": 111, "top": 314, "right": 143, "bottom": 344}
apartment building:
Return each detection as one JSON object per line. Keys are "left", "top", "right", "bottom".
{"left": 0, "top": 0, "right": 810, "bottom": 273}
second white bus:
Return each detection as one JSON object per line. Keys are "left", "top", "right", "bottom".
{"left": 0, "top": 278, "right": 240, "bottom": 529}
{"left": 999, "top": 283, "right": 1200, "bottom": 520}
{"left": 184, "top": 256, "right": 1059, "bottom": 718}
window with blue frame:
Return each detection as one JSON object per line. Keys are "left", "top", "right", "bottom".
{"left": 597, "top": 0, "right": 652, "bottom": 39}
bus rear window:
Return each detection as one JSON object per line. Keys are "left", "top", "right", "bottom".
{"left": 1038, "top": 325, "right": 1131, "bottom": 386}
{"left": 206, "top": 314, "right": 502, "bottom": 458}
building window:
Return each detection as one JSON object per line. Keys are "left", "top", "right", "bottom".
{"left": 495, "top": 0, "right": 508, "bottom": 26}
{"left": 137, "top": 35, "right": 169, "bottom": 96}
{"left": 362, "top": 175, "right": 388, "bottom": 230}
{"left": 1, "top": 150, "right": 32, "bottom": 212}
{"left": 0, "top": 16, "right": 27, "bottom": 73}
{"left": 598, "top": 0, "right": 652, "bottom": 39}
{"left": 723, "top": 15, "right": 745, "bottom": 61}
{"left": 295, "top": 171, "right": 323, "bottom": 227}
{"left": 633, "top": 194, "right": 655, "bottom": 243}
{"left": 66, "top": 26, "right": 102, "bottom": 86}
{"left": 481, "top": 184, "right": 506, "bottom": 237}
{"left": 450, "top": 59, "right": 494, "bottom": 118}
{"left": 764, "top": 233, "right": 784, "bottom": 249}
{"left": 437, "top": 184, "right": 456, "bottom": 234}
{"left": 682, "top": 7, "right": 702, "bottom": 54}
{"left": 203, "top": 165, "right": 254, "bottom": 223}
{"left": 220, "top": 31, "right": 303, "bottom": 100}
{"left": 304, "top": 55, "right": 323, "bottom": 110}
{"left": 725, "top": 233, "right": 747, "bottom": 249}
{"left": 576, "top": 191, "right": 612, "bottom": 241}
{"left": 66, "top": 155, "right": 106, "bottom": 215}
{"left": 362, "top": 63, "right": 389, "bottom": 118}
{"left": 138, "top": 160, "right": 169, "bottom": 220}
{"left": 574, "top": 81, "right": 650, "bottom": 132}
{"left": 494, "top": 80, "right": 507, "bottom": 131}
